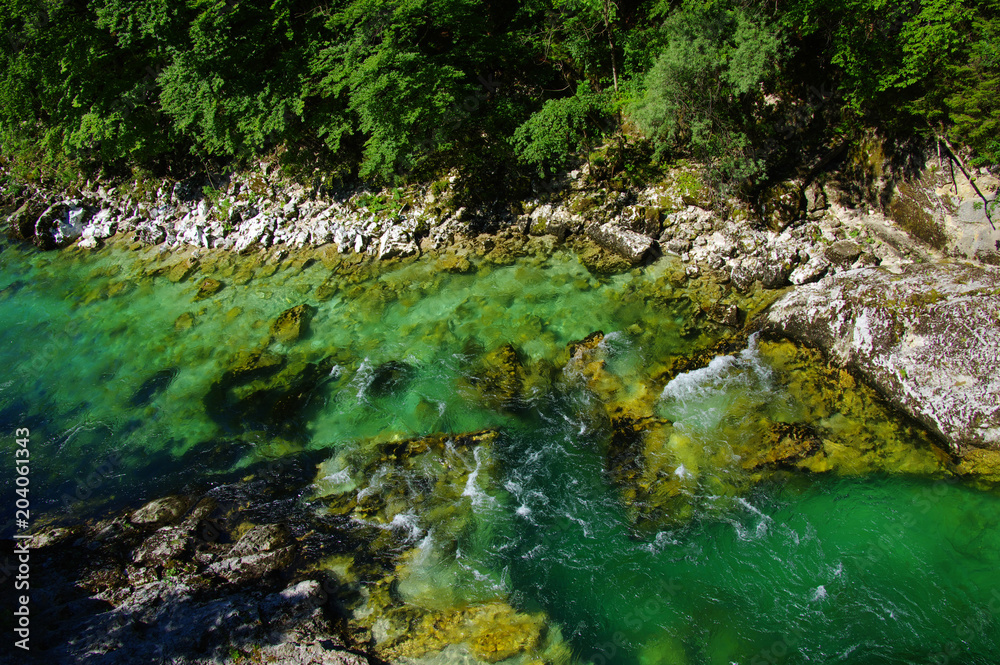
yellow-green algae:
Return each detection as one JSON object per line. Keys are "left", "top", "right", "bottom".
{"left": 3, "top": 232, "right": 1000, "bottom": 665}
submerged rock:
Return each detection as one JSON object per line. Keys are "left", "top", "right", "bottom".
{"left": 205, "top": 347, "right": 335, "bottom": 437}
{"left": 128, "top": 368, "right": 179, "bottom": 407}
{"left": 194, "top": 277, "right": 223, "bottom": 300}
{"left": 174, "top": 312, "right": 195, "bottom": 331}
{"left": 465, "top": 344, "right": 525, "bottom": 410}
{"left": 741, "top": 422, "right": 822, "bottom": 470}
{"left": 270, "top": 303, "right": 314, "bottom": 344}
{"left": 764, "top": 262, "right": 1000, "bottom": 451}
{"left": 365, "top": 360, "right": 414, "bottom": 398}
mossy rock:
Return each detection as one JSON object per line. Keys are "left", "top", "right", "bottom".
{"left": 194, "top": 277, "right": 223, "bottom": 300}
{"left": 436, "top": 251, "right": 474, "bottom": 274}
{"left": 758, "top": 181, "right": 805, "bottom": 231}
{"left": 465, "top": 344, "right": 525, "bottom": 410}
{"left": 571, "top": 237, "right": 633, "bottom": 275}
{"left": 741, "top": 422, "right": 822, "bottom": 470}
{"left": 269, "top": 304, "right": 314, "bottom": 344}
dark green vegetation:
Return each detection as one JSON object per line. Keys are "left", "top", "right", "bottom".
{"left": 1, "top": 0, "right": 997, "bottom": 198}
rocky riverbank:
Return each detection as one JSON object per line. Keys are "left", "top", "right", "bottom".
{"left": 5, "top": 149, "right": 997, "bottom": 279}
{"left": 5, "top": 148, "right": 998, "bottom": 456}
{"left": 3, "top": 147, "right": 1000, "bottom": 663}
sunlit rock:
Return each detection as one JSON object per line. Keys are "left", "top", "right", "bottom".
{"left": 764, "top": 262, "right": 1000, "bottom": 452}
{"left": 587, "top": 221, "right": 659, "bottom": 265}
{"left": 131, "top": 495, "right": 191, "bottom": 526}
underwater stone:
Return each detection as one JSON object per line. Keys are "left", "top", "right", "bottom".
{"left": 166, "top": 258, "right": 198, "bottom": 283}
{"left": 741, "top": 423, "right": 822, "bottom": 470}
{"left": 468, "top": 344, "right": 525, "bottom": 409}
{"left": 174, "top": 312, "right": 195, "bottom": 331}
{"left": 367, "top": 360, "right": 415, "bottom": 398}
{"left": 194, "top": 277, "right": 223, "bottom": 300}
{"left": 315, "top": 277, "right": 339, "bottom": 301}
{"left": 270, "top": 303, "right": 314, "bottom": 344}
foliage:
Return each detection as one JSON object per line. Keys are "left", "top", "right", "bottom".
{"left": 0, "top": 0, "right": 996, "bottom": 198}
{"left": 632, "top": 1, "right": 784, "bottom": 188}
{"left": 513, "top": 84, "right": 612, "bottom": 176}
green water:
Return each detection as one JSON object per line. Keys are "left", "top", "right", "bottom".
{"left": 1, "top": 239, "right": 998, "bottom": 663}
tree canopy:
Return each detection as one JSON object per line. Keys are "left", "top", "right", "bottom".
{"left": 0, "top": 0, "right": 996, "bottom": 191}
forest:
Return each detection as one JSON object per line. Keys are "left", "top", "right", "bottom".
{"left": 1, "top": 0, "right": 997, "bottom": 200}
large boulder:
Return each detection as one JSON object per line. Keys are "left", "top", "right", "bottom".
{"left": 587, "top": 222, "right": 659, "bottom": 265}
{"left": 763, "top": 262, "right": 1000, "bottom": 452}
{"left": 887, "top": 164, "right": 1000, "bottom": 264}
{"left": 34, "top": 201, "right": 91, "bottom": 249}
{"left": 4, "top": 200, "right": 47, "bottom": 241}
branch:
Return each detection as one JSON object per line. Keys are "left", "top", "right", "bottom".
{"left": 935, "top": 130, "right": 996, "bottom": 231}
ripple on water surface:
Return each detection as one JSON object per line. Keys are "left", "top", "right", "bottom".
{"left": 1, "top": 241, "right": 997, "bottom": 663}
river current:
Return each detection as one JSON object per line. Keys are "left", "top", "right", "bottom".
{"left": 1, "top": 238, "right": 998, "bottom": 664}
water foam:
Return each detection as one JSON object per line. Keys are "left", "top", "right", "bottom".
{"left": 462, "top": 446, "right": 496, "bottom": 511}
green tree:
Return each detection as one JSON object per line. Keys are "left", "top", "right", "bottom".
{"left": 632, "top": 0, "right": 784, "bottom": 187}
{"left": 513, "top": 82, "right": 612, "bottom": 176}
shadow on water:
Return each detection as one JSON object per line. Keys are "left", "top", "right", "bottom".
{"left": 127, "top": 367, "right": 180, "bottom": 407}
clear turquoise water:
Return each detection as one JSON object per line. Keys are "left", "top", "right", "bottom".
{"left": 1, "top": 239, "right": 998, "bottom": 663}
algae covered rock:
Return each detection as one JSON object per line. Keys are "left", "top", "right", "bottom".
{"left": 465, "top": 343, "right": 525, "bottom": 410}
{"left": 572, "top": 237, "right": 634, "bottom": 275}
{"left": 741, "top": 422, "right": 822, "bottom": 470}
{"left": 270, "top": 303, "right": 314, "bottom": 343}
{"left": 194, "top": 277, "right": 223, "bottom": 300}
{"left": 758, "top": 180, "right": 805, "bottom": 231}
{"left": 436, "top": 250, "right": 474, "bottom": 274}
{"left": 764, "top": 262, "right": 1000, "bottom": 451}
